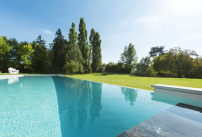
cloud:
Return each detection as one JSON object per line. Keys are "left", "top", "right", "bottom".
{"left": 165, "top": 0, "right": 202, "bottom": 16}
{"left": 118, "top": 17, "right": 133, "bottom": 28}
{"left": 134, "top": 16, "right": 164, "bottom": 32}
{"left": 42, "top": 29, "right": 52, "bottom": 34}
{"left": 189, "top": 34, "right": 202, "bottom": 39}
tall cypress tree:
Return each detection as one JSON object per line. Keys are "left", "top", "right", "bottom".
{"left": 89, "top": 29, "right": 95, "bottom": 71}
{"left": 64, "top": 23, "right": 84, "bottom": 74}
{"left": 91, "top": 32, "right": 102, "bottom": 72}
{"left": 78, "top": 18, "right": 91, "bottom": 73}
{"left": 52, "top": 28, "right": 66, "bottom": 70}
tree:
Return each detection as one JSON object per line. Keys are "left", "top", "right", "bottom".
{"left": 0, "top": 36, "right": 11, "bottom": 57}
{"left": 191, "top": 57, "right": 202, "bottom": 78}
{"left": 120, "top": 43, "right": 137, "bottom": 73}
{"left": 136, "top": 56, "right": 153, "bottom": 76}
{"left": 105, "top": 62, "right": 116, "bottom": 72}
{"left": 89, "top": 29, "right": 95, "bottom": 72}
{"left": 31, "top": 42, "right": 52, "bottom": 73}
{"left": 64, "top": 23, "right": 84, "bottom": 74}
{"left": 78, "top": 18, "right": 91, "bottom": 73}
{"left": 91, "top": 32, "right": 102, "bottom": 72}
{"left": 89, "top": 29, "right": 95, "bottom": 48}
{"left": 153, "top": 47, "right": 198, "bottom": 77}
{"left": 64, "top": 60, "right": 80, "bottom": 75}
{"left": 36, "top": 35, "right": 46, "bottom": 46}
{"left": 149, "top": 46, "right": 166, "bottom": 58}
{"left": 6, "top": 38, "right": 18, "bottom": 69}
{"left": 0, "top": 36, "right": 12, "bottom": 71}
{"left": 52, "top": 28, "right": 66, "bottom": 70}
{"left": 17, "top": 43, "right": 34, "bottom": 71}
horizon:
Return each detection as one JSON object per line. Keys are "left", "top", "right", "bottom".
{"left": 1, "top": 0, "right": 202, "bottom": 63}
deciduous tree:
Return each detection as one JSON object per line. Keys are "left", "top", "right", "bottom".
{"left": 17, "top": 43, "right": 34, "bottom": 71}
{"left": 120, "top": 43, "right": 137, "bottom": 73}
{"left": 149, "top": 46, "right": 166, "bottom": 58}
{"left": 0, "top": 36, "right": 12, "bottom": 71}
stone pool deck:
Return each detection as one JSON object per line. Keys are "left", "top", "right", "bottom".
{"left": 117, "top": 103, "right": 202, "bottom": 137}
{"left": 151, "top": 84, "right": 202, "bottom": 108}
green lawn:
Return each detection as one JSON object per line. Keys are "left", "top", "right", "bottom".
{"left": 65, "top": 73, "right": 202, "bottom": 91}
{"left": 2, "top": 73, "right": 202, "bottom": 91}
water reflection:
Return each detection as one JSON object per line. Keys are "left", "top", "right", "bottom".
{"left": 121, "top": 87, "right": 138, "bottom": 106}
{"left": 52, "top": 77, "right": 102, "bottom": 134}
{"left": 89, "top": 83, "right": 102, "bottom": 123}
{"left": 8, "top": 77, "right": 19, "bottom": 84}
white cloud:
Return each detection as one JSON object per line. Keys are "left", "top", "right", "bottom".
{"left": 165, "top": 0, "right": 202, "bottom": 16}
{"left": 42, "top": 29, "right": 52, "bottom": 34}
{"left": 189, "top": 34, "right": 202, "bottom": 39}
{"left": 134, "top": 16, "right": 164, "bottom": 32}
{"left": 118, "top": 17, "right": 133, "bottom": 28}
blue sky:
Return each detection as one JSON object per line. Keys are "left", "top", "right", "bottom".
{"left": 1, "top": 0, "right": 202, "bottom": 63}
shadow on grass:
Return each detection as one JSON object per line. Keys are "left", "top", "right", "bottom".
{"left": 93, "top": 73, "right": 117, "bottom": 76}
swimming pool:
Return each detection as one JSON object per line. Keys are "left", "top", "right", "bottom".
{"left": 0, "top": 76, "right": 201, "bottom": 136}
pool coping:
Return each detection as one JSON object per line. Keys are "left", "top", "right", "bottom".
{"left": 151, "top": 84, "right": 202, "bottom": 95}
{"left": 0, "top": 74, "right": 63, "bottom": 80}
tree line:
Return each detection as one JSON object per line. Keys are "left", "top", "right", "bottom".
{"left": 105, "top": 43, "right": 137, "bottom": 74}
{"left": 0, "top": 18, "right": 103, "bottom": 74}
{"left": 105, "top": 46, "right": 202, "bottom": 78}
{"left": 1, "top": 17, "right": 202, "bottom": 78}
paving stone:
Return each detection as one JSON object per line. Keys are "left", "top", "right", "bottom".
{"left": 117, "top": 103, "right": 202, "bottom": 137}
{"left": 117, "top": 132, "right": 129, "bottom": 137}
{"left": 139, "top": 118, "right": 184, "bottom": 137}
{"left": 167, "top": 103, "right": 202, "bottom": 123}
{"left": 151, "top": 111, "right": 202, "bottom": 136}
{"left": 158, "top": 111, "right": 202, "bottom": 130}
{"left": 125, "top": 125, "right": 155, "bottom": 137}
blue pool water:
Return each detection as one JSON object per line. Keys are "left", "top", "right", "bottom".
{"left": 0, "top": 76, "right": 201, "bottom": 137}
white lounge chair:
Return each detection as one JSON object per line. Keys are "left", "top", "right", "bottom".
{"left": 8, "top": 67, "right": 19, "bottom": 75}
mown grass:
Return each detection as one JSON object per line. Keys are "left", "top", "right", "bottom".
{"left": 2, "top": 72, "right": 201, "bottom": 91}
{"left": 65, "top": 73, "right": 202, "bottom": 91}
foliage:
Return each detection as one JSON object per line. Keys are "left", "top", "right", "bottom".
{"left": 17, "top": 43, "right": 34, "bottom": 70}
{"left": 89, "top": 28, "right": 95, "bottom": 71}
{"left": 64, "top": 23, "right": 84, "bottom": 74}
{"left": 105, "top": 61, "right": 132, "bottom": 74}
{"left": 136, "top": 56, "right": 155, "bottom": 76}
{"left": 0, "top": 36, "right": 13, "bottom": 71}
{"left": 91, "top": 31, "right": 102, "bottom": 72}
{"left": 32, "top": 39, "right": 52, "bottom": 73}
{"left": 52, "top": 28, "right": 66, "bottom": 70}
{"left": 78, "top": 18, "right": 91, "bottom": 73}
{"left": 0, "top": 18, "right": 104, "bottom": 74}
{"left": 191, "top": 57, "right": 202, "bottom": 78}
{"left": 120, "top": 43, "right": 137, "bottom": 73}
{"left": 0, "top": 36, "right": 12, "bottom": 56}
{"left": 149, "top": 46, "right": 166, "bottom": 58}
{"left": 36, "top": 35, "right": 46, "bottom": 46}
{"left": 153, "top": 47, "right": 201, "bottom": 78}
{"left": 1, "top": 17, "right": 201, "bottom": 79}
{"left": 64, "top": 60, "right": 81, "bottom": 75}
